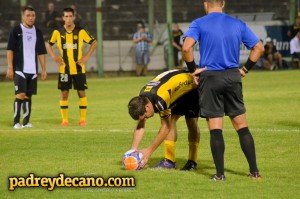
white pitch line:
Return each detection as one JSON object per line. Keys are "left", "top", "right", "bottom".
{"left": 0, "top": 128, "right": 299, "bottom": 133}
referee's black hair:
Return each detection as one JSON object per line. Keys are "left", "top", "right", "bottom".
{"left": 128, "top": 96, "right": 148, "bottom": 120}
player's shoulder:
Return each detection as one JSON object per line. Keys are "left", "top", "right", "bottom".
{"left": 11, "top": 24, "right": 22, "bottom": 33}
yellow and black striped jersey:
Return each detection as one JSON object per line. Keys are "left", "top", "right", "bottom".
{"left": 139, "top": 69, "right": 197, "bottom": 118}
{"left": 48, "top": 26, "right": 96, "bottom": 75}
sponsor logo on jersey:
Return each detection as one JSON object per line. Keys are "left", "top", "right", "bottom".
{"left": 63, "top": 43, "right": 78, "bottom": 49}
{"left": 174, "top": 79, "right": 194, "bottom": 92}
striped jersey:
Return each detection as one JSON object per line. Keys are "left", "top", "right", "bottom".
{"left": 139, "top": 69, "right": 197, "bottom": 118}
{"left": 48, "top": 26, "right": 96, "bottom": 75}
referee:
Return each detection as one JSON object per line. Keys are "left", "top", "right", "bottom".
{"left": 182, "top": 0, "right": 264, "bottom": 180}
{"left": 6, "top": 6, "right": 47, "bottom": 129}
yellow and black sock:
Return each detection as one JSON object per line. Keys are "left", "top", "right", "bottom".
{"left": 59, "top": 100, "right": 69, "bottom": 122}
{"left": 164, "top": 140, "right": 175, "bottom": 162}
{"left": 188, "top": 142, "right": 199, "bottom": 163}
{"left": 79, "top": 97, "right": 87, "bottom": 122}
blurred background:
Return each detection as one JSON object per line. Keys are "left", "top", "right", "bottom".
{"left": 0, "top": 0, "right": 299, "bottom": 76}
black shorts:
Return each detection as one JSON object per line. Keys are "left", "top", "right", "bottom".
{"left": 58, "top": 73, "right": 88, "bottom": 91}
{"left": 14, "top": 71, "right": 37, "bottom": 95}
{"left": 171, "top": 89, "right": 200, "bottom": 119}
{"left": 199, "top": 68, "right": 245, "bottom": 118}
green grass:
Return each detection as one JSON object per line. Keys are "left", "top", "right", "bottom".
{"left": 1, "top": 70, "right": 300, "bottom": 198}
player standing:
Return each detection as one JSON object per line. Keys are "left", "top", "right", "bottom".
{"left": 6, "top": 6, "right": 47, "bottom": 129}
{"left": 47, "top": 7, "right": 97, "bottom": 126}
{"left": 182, "top": 0, "right": 264, "bottom": 180}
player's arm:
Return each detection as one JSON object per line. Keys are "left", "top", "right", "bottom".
{"left": 240, "top": 41, "right": 264, "bottom": 77}
{"left": 182, "top": 37, "right": 206, "bottom": 84}
{"left": 38, "top": 54, "right": 47, "bottom": 80}
{"left": 46, "top": 43, "right": 63, "bottom": 65}
{"left": 133, "top": 34, "right": 143, "bottom": 43}
{"left": 6, "top": 50, "right": 14, "bottom": 79}
{"left": 77, "top": 40, "right": 97, "bottom": 65}
{"left": 131, "top": 119, "right": 146, "bottom": 150}
{"left": 140, "top": 116, "right": 171, "bottom": 167}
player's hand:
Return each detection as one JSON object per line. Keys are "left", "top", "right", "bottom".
{"left": 191, "top": 67, "right": 207, "bottom": 85}
{"left": 77, "top": 56, "right": 88, "bottom": 65}
{"left": 41, "top": 70, "right": 47, "bottom": 80}
{"left": 54, "top": 56, "right": 64, "bottom": 65}
{"left": 139, "top": 148, "right": 152, "bottom": 168}
{"left": 239, "top": 68, "right": 246, "bottom": 77}
{"left": 6, "top": 67, "right": 14, "bottom": 79}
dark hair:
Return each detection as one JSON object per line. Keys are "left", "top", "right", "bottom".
{"left": 128, "top": 96, "right": 149, "bottom": 120}
{"left": 203, "top": 0, "right": 225, "bottom": 4}
{"left": 62, "top": 7, "right": 75, "bottom": 15}
{"left": 22, "top": 6, "right": 35, "bottom": 13}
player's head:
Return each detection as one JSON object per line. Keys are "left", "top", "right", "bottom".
{"left": 62, "top": 7, "right": 75, "bottom": 26}
{"left": 203, "top": 0, "right": 225, "bottom": 14}
{"left": 22, "top": 6, "right": 35, "bottom": 27}
{"left": 128, "top": 96, "right": 154, "bottom": 120}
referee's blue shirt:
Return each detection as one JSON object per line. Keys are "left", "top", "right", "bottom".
{"left": 184, "top": 12, "right": 259, "bottom": 71}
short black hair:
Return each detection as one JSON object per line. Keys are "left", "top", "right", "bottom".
{"left": 62, "top": 7, "right": 75, "bottom": 15}
{"left": 128, "top": 96, "right": 149, "bottom": 120}
{"left": 22, "top": 6, "right": 35, "bottom": 13}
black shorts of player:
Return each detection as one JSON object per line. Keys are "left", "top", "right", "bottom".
{"left": 171, "top": 89, "right": 200, "bottom": 119}
{"left": 58, "top": 73, "right": 88, "bottom": 91}
{"left": 14, "top": 71, "right": 37, "bottom": 95}
{"left": 198, "top": 68, "right": 246, "bottom": 118}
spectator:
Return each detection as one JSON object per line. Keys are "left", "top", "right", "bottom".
{"left": 172, "top": 23, "right": 184, "bottom": 67}
{"left": 263, "top": 37, "right": 283, "bottom": 70}
{"left": 132, "top": 23, "right": 152, "bottom": 76}
{"left": 290, "top": 31, "right": 300, "bottom": 68}
{"left": 45, "top": 2, "right": 60, "bottom": 31}
{"left": 287, "top": 16, "right": 300, "bottom": 41}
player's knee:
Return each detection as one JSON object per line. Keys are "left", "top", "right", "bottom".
{"left": 16, "top": 93, "right": 26, "bottom": 100}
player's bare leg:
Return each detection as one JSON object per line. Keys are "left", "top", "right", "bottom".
{"left": 60, "top": 90, "right": 69, "bottom": 126}
{"left": 181, "top": 117, "right": 200, "bottom": 170}
{"left": 77, "top": 90, "right": 87, "bottom": 126}
{"left": 156, "top": 115, "right": 180, "bottom": 169}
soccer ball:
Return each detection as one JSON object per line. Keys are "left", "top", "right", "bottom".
{"left": 122, "top": 149, "right": 143, "bottom": 170}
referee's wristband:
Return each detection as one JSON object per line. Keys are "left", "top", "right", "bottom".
{"left": 185, "top": 60, "right": 197, "bottom": 73}
{"left": 244, "top": 58, "right": 257, "bottom": 71}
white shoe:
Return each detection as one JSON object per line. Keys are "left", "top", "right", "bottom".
{"left": 13, "top": 123, "right": 23, "bottom": 129}
{"left": 22, "top": 123, "right": 33, "bottom": 128}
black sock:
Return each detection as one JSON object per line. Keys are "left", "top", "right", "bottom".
{"left": 237, "top": 127, "right": 258, "bottom": 173}
{"left": 13, "top": 98, "right": 24, "bottom": 125}
{"left": 210, "top": 129, "right": 225, "bottom": 176}
{"left": 23, "top": 98, "right": 32, "bottom": 125}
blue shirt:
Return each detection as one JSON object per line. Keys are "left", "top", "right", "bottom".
{"left": 184, "top": 12, "right": 259, "bottom": 71}
{"left": 133, "top": 31, "right": 152, "bottom": 52}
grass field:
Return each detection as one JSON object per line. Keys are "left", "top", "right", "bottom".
{"left": 1, "top": 70, "right": 300, "bottom": 198}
